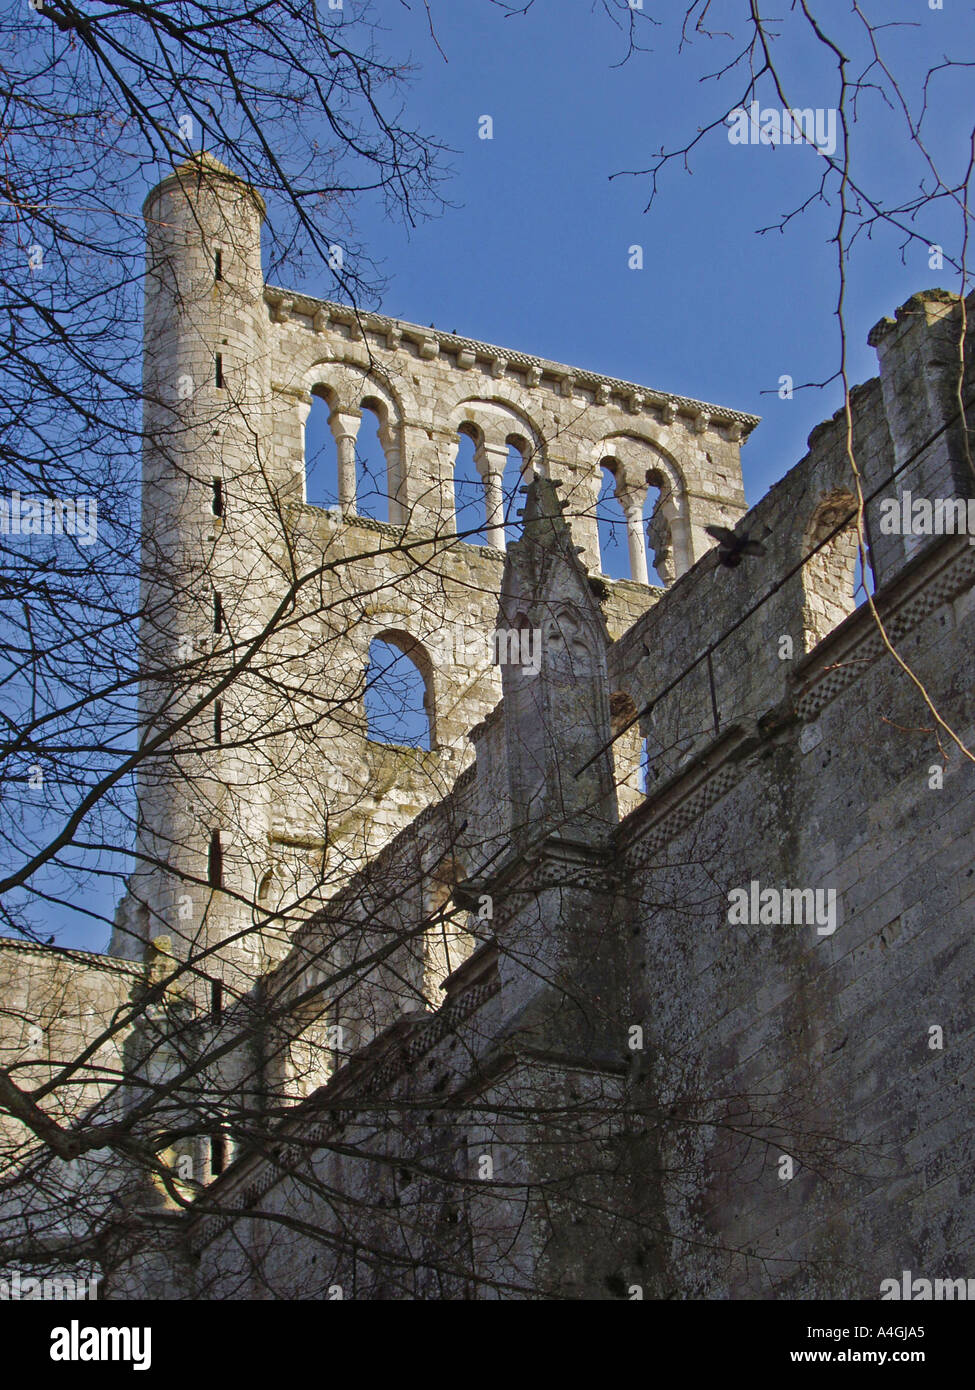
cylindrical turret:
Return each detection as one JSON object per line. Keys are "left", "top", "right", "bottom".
{"left": 122, "top": 155, "right": 278, "bottom": 999}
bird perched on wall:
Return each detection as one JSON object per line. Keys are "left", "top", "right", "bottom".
{"left": 705, "top": 522, "right": 770, "bottom": 568}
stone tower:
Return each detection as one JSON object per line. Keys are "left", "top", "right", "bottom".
{"left": 111, "top": 154, "right": 757, "bottom": 1003}
{"left": 117, "top": 155, "right": 278, "bottom": 1000}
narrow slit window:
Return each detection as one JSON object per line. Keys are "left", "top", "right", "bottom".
{"left": 210, "top": 1133, "right": 227, "bottom": 1176}
{"left": 213, "top": 699, "right": 223, "bottom": 745}
{"left": 211, "top": 477, "right": 224, "bottom": 518}
{"left": 211, "top": 980, "right": 223, "bottom": 1019}
{"left": 208, "top": 829, "right": 223, "bottom": 888}
{"left": 214, "top": 249, "right": 223, "bottom": 282}
{"left": 213, "top": 593, "right": 223, "bottom": 634}
{"left": 215, "top": 353, "right": 224, "bottom": 389}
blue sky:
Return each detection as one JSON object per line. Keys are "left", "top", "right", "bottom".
{"left": 294, "top": 0, "right": 974, "bottom": 510}
{"left": 24, "top": 0, "right": 975, "bottom": 952}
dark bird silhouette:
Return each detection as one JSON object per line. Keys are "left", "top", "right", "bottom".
{"left": 705, "top": 522, "right": 770, "bottom": 569}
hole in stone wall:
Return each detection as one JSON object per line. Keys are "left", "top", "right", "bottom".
{"left": 501, "top": 442, "right": 529, "bottom": 546}
{"left": 639, "top": 737, "right": 651, "bottom": 794}
{"left": 453, "top": 430, "right": 487, "bottom": 543}
{"left": 423, "top": 861, "right": 474, "bottom": 997}
{"left": 304, "top": 392, "right": 339, "bottom": 508}
{"left": 609, "top": 691, "right": 644, "bottom": 814}
{"left": 854, "top": 548, "right": 875, "bottom": 606}
{"left": 803, "top": 491, "right": 861, "bottom": 650}
{"left": 641, "top": 473, "right": 666, "bottom": 586}
{"left": 354, "top": 406, "right": 389, "bottom": 524}
{"left": 364, "top": 635, "right": 434, "bottom": 750}
{"left": 597, "top": 461, "right": 628, "bottom": 579}
{"left": 210, "top": 1132, "right": 227, "bottom": 1176}
{"left": 208, "top": 829, "right": 223, "bottom": 889}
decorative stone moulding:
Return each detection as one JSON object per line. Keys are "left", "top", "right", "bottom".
{"left": 692, "top": 409, "right": 711, "bottom": 435}
{"left": 261, "top": 287, "right": 761, "bottom": 440}
{"left": 268, "top": 292, "right": 293, "bottom": 324}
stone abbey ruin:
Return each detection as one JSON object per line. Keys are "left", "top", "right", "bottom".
{"left": 1, "top": 155, "right": 972, "bottom": 1299}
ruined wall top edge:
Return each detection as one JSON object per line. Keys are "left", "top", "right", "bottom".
{"left": 263, "top": 285, "right": 762, "bottom": 433}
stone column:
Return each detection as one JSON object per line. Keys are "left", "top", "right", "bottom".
{"left": 379, "top": 421, "right": 403, "bottom": 525}
{"left": 475, "top": 441, "right": 509, "bottom": 550}
{"left": 616, "top": 484, "right": 650, "bottom": 585}
{"left": 296, "top": 393, "right": 312, "bottom": 504}
{"left": 328, "top": 407, "right": 361, "bottom": 514}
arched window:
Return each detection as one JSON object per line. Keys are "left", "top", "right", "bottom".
{"left": 304, "top": 391, "right": 339, "bottom": 508}
{"left": 597, "top": 461, "right": 629, "bottom": 579}
{"left": 642, "top": 473, "right": 666, "bottom": 586}
{"left": 803, "top": 491, "right": 862, "bottom": 650}
{"left": 453, "top": 428, "right": 487, "bottom": 543}
{"left": 354, "top": 405, "right": 389, "bottom": 524}
{"left": 256, "top": 868, "right": 274, "bottom": 905}
{"left": 595, "top": 443, "right": 690, "bottom": 585}
{"left": 609, "top": 691, "right": 644, "bottom": 816}
{"left": 501, "top": 441, "right": 532, "bottom": 546}
{"left": 364, "top": 633, "right": 434, "bottom": 749}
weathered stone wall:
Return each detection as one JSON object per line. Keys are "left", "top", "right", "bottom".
{"left": 0, "top": 941, "right": 142, "bottom": 1261}
{"left": 616, "top": 533, "right": 975, "bottom": 1297}
{"left": 139, "top": 285, "right": 975, "bottom": 1301}
{"left": 5, "top": 149, "right": 972, "bottom": 1302}
{"left": 119, "top": 154, "right": 744, "bottom": 994}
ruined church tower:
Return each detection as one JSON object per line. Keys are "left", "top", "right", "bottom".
{"left": 112, "top": 154, "right": 755, "bottom": 1005}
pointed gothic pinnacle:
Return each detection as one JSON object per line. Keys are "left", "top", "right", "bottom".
{"left": 510, "top": 474, "right": 576, "bottom": 554}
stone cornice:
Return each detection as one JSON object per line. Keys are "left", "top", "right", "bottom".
{"left": 0, "top": 935, "right": 142, "bottom": 976}
{"left": 264, "top": 287, "right": 761, "bottom": 436}
{"left": 616, "top": 533, "right": 975, "bottom": 866}
{"left": 455, "top": 835, "right": 618, "bottom": 932}
{"left": 286, "top": 502, "right": 506, "bottom": 561}
{"left": 617, "top": 723, "right": 758, "bottom": 870}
